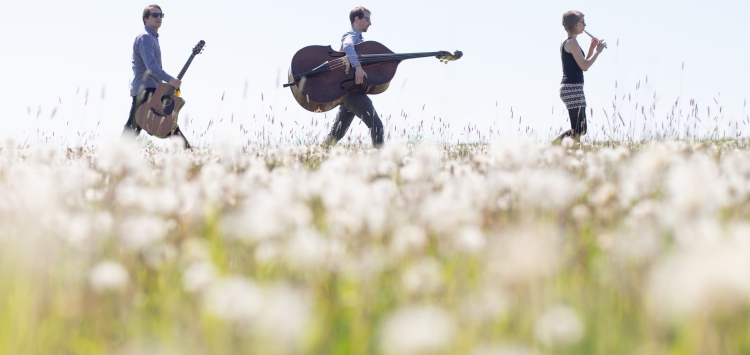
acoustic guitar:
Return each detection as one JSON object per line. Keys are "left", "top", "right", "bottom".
{"left": 136, "top": 40, "right": 205, "bottom": 138}
{"left": 283, "top": 41, "right": 462, "bottom": 113}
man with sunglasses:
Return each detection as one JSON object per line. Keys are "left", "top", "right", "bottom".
{"left": 123, "top": 4, "right": 190, "bottom": 148}
{"left": 324, "top": 6, "right": 384, "bottom": 149}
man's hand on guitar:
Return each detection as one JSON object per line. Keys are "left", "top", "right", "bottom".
{"left": 169, "top": 78, "right": 182, "bottom": 88}
{"left": 355, "top": 66, "right": 368, "bottom": 85}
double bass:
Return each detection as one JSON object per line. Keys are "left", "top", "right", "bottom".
{"left": 283, "top": 41, "right": 462, "bottom": 113}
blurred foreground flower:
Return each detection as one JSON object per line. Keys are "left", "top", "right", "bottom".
{"left": 379, "top": 306, "right": 456, "bottom": 355}
{"left": 646, "top": 243, "right": 750, "bottom": 321}
{"left": 89, "top": 261, "right": 129, "bottom": 293}
{"left": 533, "top": 305, "right": 585, "bottom": 347}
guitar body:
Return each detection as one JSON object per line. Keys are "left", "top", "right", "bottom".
{"left": 289, "top": 41, "right": 399, "bottom": 113}
{"left": 135, "top": 83, "right": 184, "bottom": 138}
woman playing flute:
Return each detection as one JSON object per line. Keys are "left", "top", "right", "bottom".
{"left": 555, "top": 10, "right": 607, "bottom": 142}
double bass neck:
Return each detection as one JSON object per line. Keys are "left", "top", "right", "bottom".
{"left": 287, "top": 49, "right": 458, "bottom": 85}
{"left": 284, "top": 42, "right": 462, "bottom": 112}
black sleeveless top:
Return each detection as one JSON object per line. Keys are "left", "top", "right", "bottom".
{"left": 561, "top": 38, "right": 584, "bottom": 84}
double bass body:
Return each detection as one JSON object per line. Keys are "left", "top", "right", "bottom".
{"left": 288, "top": 41, "right": 398, "bottom": 113}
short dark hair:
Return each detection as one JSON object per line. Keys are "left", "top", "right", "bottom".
{"left": 142, "top": 4, "right": 162, "bottom": 25}
{"left": 562, "top": 10, "right": 584, "bottom": 33}
{"left": 349, "top": 6, "right": 370, "bottom": 24}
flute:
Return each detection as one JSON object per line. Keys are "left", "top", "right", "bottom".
{"left": 583, "top": 29, "right": 608, "bottom": 49}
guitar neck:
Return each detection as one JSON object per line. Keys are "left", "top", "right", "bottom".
{"left": 360, "top": 52, "right": 443, "bottom": 64}
{"left": 165, "top": 53, "right": 196, "bottom": 96}
{"left": 176, "top": 54, "right": 197, "bottom": 80}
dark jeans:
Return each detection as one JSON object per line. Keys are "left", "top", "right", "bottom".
{"left": 324, "top": 92, "right": 384, "bottom": 149}
{"left": 122, "top": 88, "right": 190, "bottom": 148}
{"left": 556, "top": 107, "right": 588, "bottom": 141}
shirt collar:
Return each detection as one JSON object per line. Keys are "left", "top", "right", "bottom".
{"left": 351, "top": 28, "right": 363, "bottom": 40}
{"left": 145, "top": 25, "right": 159, "bottom": 38}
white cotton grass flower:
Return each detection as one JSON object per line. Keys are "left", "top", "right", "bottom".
{"left": 399, "top": 160, "right": 423, "bottom": 183}
{"left": 92, "top": 211, "right": 114, "bottom": 236}
{"left": 254, "top": 240, "right": 281, "bottom": 265}
{"left": 60, "top": 213, "right": 92, "bottom": 247}
{"left": 224, "top": 192, "right": 312, "bottom": 242}
{"left": 216, "top": 134, "right": 238, "bottom": 167}
{"left": 283, "top": 228, "right": 344, "bottom": 270}
{"left": 570, "top": 204, "right": 590, "bottom": 224}
{"left": 487, "top": 229, "right": 562, "bottom": 285}
{"left": 401, "top": 257, "right": 443, "bottom": 295}
{"left": 646, "top": 243, "right": 750, "bottom": 321}
{"left": 252, "top": 285, "right": 312, "bottom": 350}
{"left": 673, "top": 218, "right": 723, "bottom": 249}
{"left": 490, "top": 139, "right": 543, "bottom": 169}
{"left": 390, "top": 224, "right": 428, "bottom": 256}
{"left": 665, "top": 154, "right": 728, "bottom": 219}
{"left": 533, "top": 305, "right": 585, "bottom": 347}
{"left": 379, "top": 306, "right": 457, "bottom": 355}
{"left": 28, "top": 144, "right": 61, "bottom": 165}
{"left": 180, "top": 238, "right": 212, "bottom": 263}
{"left": 415, "top": 144, "right": 441, "bottom": 175}
{"left": 590, "top": 183, "right": 618, "bottom": 208}
{"left": 514, "top": 169, "right": 582, "bottom": 211}
{"left": 461, "top": 286, "right": 510, "bottom": 323}
{"left": 96, "top": 140, "right": 142, "bottom": 175}
{"left": 452, "top": 226, "right": 487, "bottom": 254}
{"left": 330, "top": 145, "right": 347, "bottom": 157}
{"left": 472, "top": 344, "right": 546, "bottom": 355}
{"left": 199, "top": 163, "right": 228, "bottom": 203}
{"left": 377, "top": 159, "right": 397, "bottom": 176}
{"left": 89, "top": 261, "right": 129, "bottom": 293}
{"left": 608, "top": 230, "right": 663, "bottom": 264}
{"left": 165, "top": 135, "right": 186, "bottom": 153}
{"left": 561, "top": 137, "right": 575, "bottom": 149}
{"left": 383, "top": 140, "right": 409, "bottom": 164}
{"left": 617, "top": 144, "right": 670, "bottom": 205}
{"left": 182, "top": 261, "right": 217, "bottom": 293}
{"left": 144, "top": 243, "right": 178, "bottom": 269}
{"left": 113, "top": 342, "right": 190, "bottom": 355}
{"left": 729, "top": 223, "right": 750, "bottom": 251}
{"left": 203, "top": 276, "right": 264, "bottom": 323}
{"left": 118, "top": 215, "right": 168, "bottom": 252}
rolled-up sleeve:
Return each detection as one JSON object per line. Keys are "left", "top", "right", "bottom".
{"left": 342, "top": 34, "right": 361, "bottom": 67}
{"left": 138, "top": 36, "right": 173, "bottom": 83}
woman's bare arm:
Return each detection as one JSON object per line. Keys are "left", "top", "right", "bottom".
{"left": 586, "top": 38, "right": 597, "bottom": 60}
{"left": 566, "top": 38, "right": 606, "bottom": 72}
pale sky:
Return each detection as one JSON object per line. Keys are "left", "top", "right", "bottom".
{"left": 2, "top": 0, "right": 749, "bottom": 147}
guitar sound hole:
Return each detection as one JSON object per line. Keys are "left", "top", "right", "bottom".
{"left": 160, "top": 95, "right": 172, "bottom": 107}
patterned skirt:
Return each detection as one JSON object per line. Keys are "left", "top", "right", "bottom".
{"left": 560, "top": 83, "right": 586, "bottom": 109}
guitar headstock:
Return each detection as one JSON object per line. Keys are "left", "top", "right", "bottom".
{"left": 192, "top": 40, "right": 206, "bottom": 55}
{"left": 437, "top": 50, "right": 463, "bottom": 64}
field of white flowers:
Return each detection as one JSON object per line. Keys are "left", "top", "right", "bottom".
{"left": 2, "top": 137, "right": 750, "bottom": 355}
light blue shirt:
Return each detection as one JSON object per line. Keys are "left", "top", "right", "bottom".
{"left": 341, "top": 28, "right": 364, "bottom": 68}
{"left": 130, "top": 26, "right": 173, "bottom": 96}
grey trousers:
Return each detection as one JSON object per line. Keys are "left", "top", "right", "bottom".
{"left": 324, "top": 92, "right": 384, "bottom": 148}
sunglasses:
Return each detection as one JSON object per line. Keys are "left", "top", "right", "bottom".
{"left": 148, "top": 12, "right": 165, "bottom": 18}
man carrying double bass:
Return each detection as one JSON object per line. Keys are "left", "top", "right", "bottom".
{"left": 123, "top": 4, "right": 191, "bottom": 148}
{"left": 324, "top": 6, "right": 385, "bottom": 149}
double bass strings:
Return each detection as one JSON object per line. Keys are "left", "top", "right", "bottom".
{"left": 302, "top": 52, "right": 449, "bottom": 78}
